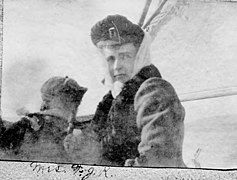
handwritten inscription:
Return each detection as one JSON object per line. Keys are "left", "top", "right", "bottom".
{"left": 71, "top": 164, "right": 113, "bottom": 179}
{"left": 30, "top": 162, "right": 114, "bottom": 179}
{"left": 30, "top": 162, "right": 67, "bottom": 174}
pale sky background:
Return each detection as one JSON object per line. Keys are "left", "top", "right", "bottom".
{"left": 1, "top": 0, "right": 237, "bottom": 168}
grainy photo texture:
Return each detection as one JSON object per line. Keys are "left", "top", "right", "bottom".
{"left": 0, "top": 0, "right": 237, "bottom": 179}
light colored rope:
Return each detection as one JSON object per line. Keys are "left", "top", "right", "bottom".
{"left": 180, "top": 86, "right": 237, "bottom": 102}
{"left": 138, "top": 0, "right": 153, "bottom": 27}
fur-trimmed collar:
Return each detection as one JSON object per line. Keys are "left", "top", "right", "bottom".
{"left": 92, "top": 64, "right": 161, "bottom": 136}
{"left": 114, "top": 64, "right": 162, "bottom": 103}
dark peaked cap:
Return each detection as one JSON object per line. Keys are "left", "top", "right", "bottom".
{"left": 91, "top": 15, "right": 144, "bottom": 47}
{"left": 40, "top": 76, "right": 87, "bottom": 103}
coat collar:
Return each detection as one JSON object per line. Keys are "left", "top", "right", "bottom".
{"left": 115, "top": 64, "right": 162, "bottom": 103}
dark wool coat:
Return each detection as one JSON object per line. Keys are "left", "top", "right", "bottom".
{"left": 0, "top": 113, "right": 102, "bottom": 164}
{"left": 91, "top": 64, "right": 162, "bottom": 166}
{"left": 0, "top": 113, "right": 71, "bottom": 163}
{"left": 131, "top": 77, "right": 186, "bottom": 167}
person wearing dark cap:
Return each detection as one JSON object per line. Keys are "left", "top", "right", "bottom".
{"left": 0, "top": 76, "right": 88, "bottom": 163}
{"left": 89, "top": 14, "right": 186, "bottom": 167}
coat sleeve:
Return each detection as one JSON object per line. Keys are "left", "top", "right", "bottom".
{"left": 63, "top": 126, "right": 103, "bottom": 164}
{"left": 0, "top": 117, "right": 31, "bottom": 150}
{"left": 90, "top": 91, "right": 114, "bottom": 140}
{"left": 132, "top": 77, "right": 186, "bottom": 167}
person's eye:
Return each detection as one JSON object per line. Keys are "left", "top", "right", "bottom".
{"left": 125, "top": 54, "right": 132, "bottom": 59}
{"left": 119, "top": 54, "right": 130, "bottom": 60}
{"left": 107, "top": 56, "right": 115, "bottom": 62}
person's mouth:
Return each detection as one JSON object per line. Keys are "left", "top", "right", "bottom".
{"left": 114, "top": 74, "right": 126, "bottom": 79}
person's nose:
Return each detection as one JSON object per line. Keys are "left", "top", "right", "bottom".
{"left": 113, "top": 57, "right": 123, "bottom": 71}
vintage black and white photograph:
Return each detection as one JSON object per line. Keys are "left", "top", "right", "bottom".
{"left": 0, "top": 0, "right": 237, "bottom": 174}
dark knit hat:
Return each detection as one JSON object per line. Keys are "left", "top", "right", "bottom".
{"left": 40, "top": 76, "right": 87, "bottom": 104}
{"left": 91, "top": 14, "right": 144, "bottom": 47}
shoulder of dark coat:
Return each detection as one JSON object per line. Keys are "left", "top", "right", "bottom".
{"left": 91, "top": 64, "right": 162, "bottom": 132}
{"left": 0, "top": 117, "right": 32, "bottom": 150}
{"left": 118, "top": 64, "right": 162, "bottom": 103}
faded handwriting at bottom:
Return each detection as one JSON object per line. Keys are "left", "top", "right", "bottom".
{"left": 30, "top": 162, "right": 67, "bottom": 174}
{"left": 30, "top": 162, "right": 114, "bottom": 179}
{"left": 71, "top": 164, "right": 114, "bottom": 179}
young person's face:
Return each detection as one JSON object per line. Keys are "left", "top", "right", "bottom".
{"left": 40, "top": 94, "right": 54, "bottom": 111}
{"left": 40, "top": 94, "right": 62, "bottom": 111}
{"left": 101, "top": 43, "right": 138, "bottom": 84}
